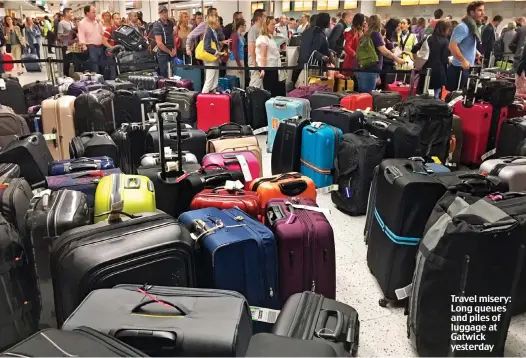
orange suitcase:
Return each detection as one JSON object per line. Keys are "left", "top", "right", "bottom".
{"left": 249, "top": 172, "right": 317, "bottom": 215}
{"left": 340, "top": 93, "right": 373, "bottom": 111}
{"left": 41, "top": 95, "right": 76, "bottom": 160}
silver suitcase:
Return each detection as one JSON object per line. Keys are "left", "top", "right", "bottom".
{"left": 140, "top": 151, "right": 198, "bottom": 167}
{"left": 79, "top": 72, "right": 105, "bottom": 84}
{"left": 479, "top": 156, "right": 526, "bottom": 191}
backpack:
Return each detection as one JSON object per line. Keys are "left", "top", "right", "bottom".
{"left": 493, "top": 37, "right": 505, "bottom": 58}
{"left": 357, "top": 34, "right": 379, "bottom": 68}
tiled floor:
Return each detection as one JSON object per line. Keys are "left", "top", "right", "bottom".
{"left": 17, "top": 71, "right": 526, "bottom": 357}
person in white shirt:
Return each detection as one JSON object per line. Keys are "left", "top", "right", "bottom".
{"left": 256, "top": 17, "right": 284, "bottom": 97}
{"left": 275, "top": 15, "right": 289, "bottom": 37}
{"left": 296, "top": 13, "right": 310, "bottom": 34}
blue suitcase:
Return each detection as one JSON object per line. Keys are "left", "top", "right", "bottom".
{"left": 49, "top": 156, "right": 115, "bottom": 176}
{"left": 265, "top": 97, "right": 311, "bottom": 153}
{"left": 174, "top": 56, "right": 202, "bottom": 92}
{"left": 178, "top": 207, "right": 280, "bottom": 309}
{"left": 22, "top": 52, "right": 41, "bottom": 72}
{"left": 218, "top": 75, "right": 240, "bottom": 91}
{"left": 300, "top": 123, "right": 343, "bottom": 188}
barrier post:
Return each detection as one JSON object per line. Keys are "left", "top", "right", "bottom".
{"left": 55, "top": 46, "right": 64, "bottom": 78}
{"left": 48, "top": 58, "right": 56, "bottom": 86}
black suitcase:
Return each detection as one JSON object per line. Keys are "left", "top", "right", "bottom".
{"left": 478, "top": 79, "right": 516, "bottom": 107}
{"left": 128, "top": 75, "right": 161, "bottom": 90}
{"left": 105, "top": 79, "right": 136, "bottom": 91}
{"left": 69, "top": 132, "right": 119, "bottom": 163}
{"left": 0, "top": 133, "right": 53, "bottom": 186}
{"left": 165, "top": 88, "right": 199, "bottom": 126}
{"left": 50, "top": 212, "right": 196, "bottom": 326}
{"left": 331, "top": 131, "right": 386, "bottom": 216}
{"left": 26, "top": 189, "right": 90, "bottom": 329}
{"left": 23, "top": 81, "right": 59, "bottom": 108}
{"left": 1, "top": 327, "right": 148, "bottom": 357}
{"left": 0, "top": 177, "right": 33, "bottom": 241}
{"left": 61, "top": 285, "right": 252, "bottom": 357}
{"left": 310, "top": 106, "right": 363, "bottom": 134}
{"left": 246, "top": 333, "right": 338, "bottom": 357}
{"left": 371, "top": 91, "right": 402, "bottom": 111}
{"left": 246, "top": 86, "right": 271, "bottom": 130}
{"left": 310, "top": 92, "right": 346, "bottom": 110}
{"left": 111, "top": 123, "right": 149, "bottom": 174}
{"left": 0, "top": 106, "right": 31, "bottom": 149}
{"left": 113, "top": 90, "right": 141, "bottom": 125}
{"left": 271, "top": 116, "right": 309, "bottom": 174}
{"left": 0, "top": 163, "right": 20, "bottom": 179}
{"left": 230, "top": 88, "right": 250, "bottom": 125}
{"left": 496, "top": 117, "right": 526, "bottom": 158}
{"left": 363, "top": 112, "right": 421, "bottom": 158}
{"left": 0, "top": 77, "right": 27, "bottom": 114}
{"left": 272, "top": 292, "right": 360, "bottom": 357}
{"left": 73, "top": 89, "right": 116, "bottom": 135}
{"left": 146, "top": 127, "right": 207, "bottom": 162}
{"left": 207, "top": 122, "right": 253, "bottom": 139}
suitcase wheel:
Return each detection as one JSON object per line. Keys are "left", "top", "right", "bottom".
{"left": 379, "top": 298, "right": 389, "bottom": 307}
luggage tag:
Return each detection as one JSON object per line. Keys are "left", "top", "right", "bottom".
{"left": 448, "top": 95, "right": 464, "bottom": 108}
{"left": 481, "top": 148, "right": 497, "bottom": 161}
{"left": 250, "top": 306, "right": 280, "bottom": 324}
{"left": 316, "top": 184, "right": 338, "bottom": 195}
{"left": 395, "top": 283, "right": 412, "bottom": 300}
{"left": 285, "top": 201, "right": 331, "bottom": 215}
{"left": 224, "top": 180, "right": 244, "bottom": 190}
{"left": 311, "top": 122, "right": 323, "bottom": 129}
{"left": 0, "top": 79, "right": 5, "bottom": 91}
{"left": 235, "top": 155, "right": 252, "bottom": 182}
{"left": 253, "top": 126, "right": 268, "bottom": 135}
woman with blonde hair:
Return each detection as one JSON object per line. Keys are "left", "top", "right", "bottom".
{"left": 175, "top": 11, "right": 191, "bottom": 58}
{"left": 202, "top": 15, "right": 229, "bottom": 93}
{"left": 256, "top": 17, "right": 284, "bottom": 96}
{"left": 4, "top": 15, "right": 26, "bottom": 75}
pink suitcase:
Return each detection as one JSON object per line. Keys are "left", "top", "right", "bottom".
{"left": 201, "top": 151, "right": 260, "bottom": 189}
{"left": 196, "top": 93, "right": 231, "bottom": 132}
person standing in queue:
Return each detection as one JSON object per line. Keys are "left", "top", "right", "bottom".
{"left": 77, "top": 5, "right": 112, "bottom": 74}
{"left": 152, "top": 5, "right": 177, "bottom": 78}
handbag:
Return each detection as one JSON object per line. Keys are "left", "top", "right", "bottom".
{"left": 196, "top": 40, "right": 217, "bottom": 62}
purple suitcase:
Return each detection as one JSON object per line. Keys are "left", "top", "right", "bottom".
{"left": 266, "top": 198, "right": 336, "bottom": 305}
{"left": 67, "top": 81, "right": 112, "bottom": 97}
{"left": 177, "top": 79, "right": 194, "bottom": 91}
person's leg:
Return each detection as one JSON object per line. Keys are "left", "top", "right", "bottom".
{"left": 107, "top": 55, "right": 117, "bottom": 80}
{"left": 211, "top": 61, "right": 220, "bottom": 90}
{"left": 446, "top": 64, "right": 461, "bottom": 92}
{"left": 97, "top": 47, "right": 106, "bottom": 75}
{"left": 249, "top": 70, "right": 263, "bottom": 88}
{"left": 62, "top": 46, "right": 70, "bottom": 77}
{"left": 87, "top": 46, "right": 100, "bottom": 73}
{"left": 434, "top": 87, "right": 442, "bottom": 99}
{"left": 157, "top": 53, "right": 169, "bottom": 78}
{"left": 35, "top": 41, "right": 41, "bottom": 59}
{"left": 262, "top": 69, "right": 275, "bottom": 95}
{"left": 13, "top": 45, "right": 22, "bottom": 73}
{"left": 202, "top": 61, "right": 217, "bottom": 93}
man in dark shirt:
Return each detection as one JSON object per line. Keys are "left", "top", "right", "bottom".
{"left": 153, "top": 5, "right": 177, "bottom": 77}
{"left": 481, "top": 15, "right": 503, "bottom": 67}
{"left": 223, "top": 11, "right": 242, "bottom": 41}
{"left": 328, "top": 10, "right": 352, "bottom": 55}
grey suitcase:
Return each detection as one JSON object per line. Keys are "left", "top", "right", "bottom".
{"left": 479, "top": 156, "right": 526, "bottom": 191}
{"left": 165, "top": 88, "right": 198, "bottom": 126}
{"left": 79, "top": 72, "right": 105, "bottom": 84}
{"left": 140, "top": 151, "right": 198, "bottom": 167}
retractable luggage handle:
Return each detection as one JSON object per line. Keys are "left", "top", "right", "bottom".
{"left": 157, "top": 106, "right": 184, "bottom": 179}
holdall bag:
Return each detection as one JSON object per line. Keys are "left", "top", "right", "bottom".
{"left": 309, "top": 92, "right": 347, "bottom": 110}
{"left": 66, "top": 80, "right": 112, "bottom": 97}
{"left": 190, "top": 187, "right": 262, "bottom": 221}
{"left": 207, "top": 135, "right": 262, "bottom": 169}
{"left": 202, "top": 151, "right": 260, "bottom": 188}
{"left": 271, "top": 116, "right": 310, "bottom": 175}
{"left": 94, "top": 174, "right": 156, "bottom": 223}
{"left": 69, "top": 132, "right": 119, "bottom": 163}
{"left": 179, "top": 207, "right": 280, "bottom": 309}
{"left": 246, "top": 333, "right": 338, "bottom": 357}
{"left": 1, "top": 327, "right": 148, "bottom": 357}
{"left": 23, "top": 81, "right": 59, "bottom": 108}
{"left": 371, "top": 91, "right": 402, "bottom": 111}
{"left": 407, "top": 190, "right": 525, "bottom": 357}
{"left": 310, "top": 105, "right": 364, "bottom": 134}
{"left": 478, "top": 79, "right": 516, "bottom": 108}
{"left": 73, "top": 90, "right": 116, "bottom": 135}
{"left": 196, "top": 93, "right": 231, "bottom": 132}
{"left": 266, "top": 97, "right": 311, "bottom": 153}
{"left": 479, "top": 156, "right": 526, "bottom": 191}
{"left": 230, "top": 88, "right": 250, "bottom": 125}
{"left": 272, "top": 291, "right": 360, "bottom": 357}
{"left": 0, "top": 163, "right": 20, "bottom": 180}
{"left": 61, "top": 285, "right": 252, "bottom": 357}
{"left": 112, "top": 25, "right": 148, "bottom": 51}
{"left": 49, "top": 156, "right": 115, "bottom": 176}
{"left": 0, "top": 105, "right": 31, "bottom": 149}
{"left": 331, "top": 131, "right": 386, "bottom": 216}
{"left": 0, "top": 133, "right": 53, "bottom": 186}
{"left": 105, "top": 79, "right": 136, "bottom": 91}
{"left": 206, "top": 122, "right": 253, "bottom": 140}
{"left": 246, "top": 86, "right": 271, "bottom": 130}
{"left": 0, "top": 77, "right": 28, "bottom": 114}
{"left": 25, "top": 189, "right": 90, "bottom": 328}
{"left": 165, "top": 87, "right": 199, "bottom": 125}
{"left": 496, "top": 117, "right": 526, "bottom": 158}
{"left": 266, "top": 198, "right": 336, "bottom": 304}
{"left": 41, "top": 95, "right": 77, "bottom": 161}
{"left": 116, "top": 50, "right": 158, "bottom": 74}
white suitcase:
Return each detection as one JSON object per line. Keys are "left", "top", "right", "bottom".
{"left": 479, "top": 156, "right": 526, "bottom": 191}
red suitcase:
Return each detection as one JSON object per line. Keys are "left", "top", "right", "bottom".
{"left": 386, "top": 81, "right": 412, "bottom": 100}
{"left": 190, "top": 188, "right": 262, "bottom": 221}
{"left": 266, "top": 197, "right": 336, "bottom": 305}
{"left": 340, "top": 93, "right": 373, "bottom": 111}
{"left": 196, "top": 93, "right": 231, "bottom": 132}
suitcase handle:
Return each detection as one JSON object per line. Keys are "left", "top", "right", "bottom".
{"left": 371, "top": 120, "right": 389, "bottom": 129}
{"left": 266, "top": 204, "right": 288, "bottom": 226}
{"left": 316, "top": 309, "right": 344, "bottom": 341}
{"left": 271, "top": 172, "right": 302, "bottom": 182}
{"left": 279, "top": 180, "right": 307, "bottom": 196}
{"left": 131, "top": 299, "right": 189, "bottom": 315}
{"left": 68, "top": 163, "right": 98, "bottom": 172}
{"left": 383, "top": 166, "right": 403, "bottom": 184}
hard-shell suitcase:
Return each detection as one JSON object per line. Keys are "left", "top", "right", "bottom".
{"left": 218, "top": 76, "right": 240, "bottom": 91}
{"left": 386, "top": 81, "right": 412, "bottom": 100}
{"left": 69, "top": 132, "right": 119, "bottom": 163}
{"left": 331, "top": 132, "right": 386, "bottom": 216}
{"left": 271, "top": 116, "right": 310, "bottom": 175}
{"left": 246, "top": 333, "right": 338, "bottom": 357}
{"left": 0, "top": 133, "right": 53, "bottom": 186}
{"left": 111, "top": 123, "right": 148, "bottom": 174}
{"left": 207, "top": 135, "right": 262, "bottom": 169}
{"left": 174, "top": 56, "right": 202, "bottom": 92}
{"left": 49, "top": 156, "right": 114, "bottom": 176}
{"left": 113, "top": 89, "right": 149, "bottom": 125}
{"left": 202, "top": 151, "right": 261, "bottom": 188}
{"left": 246, "top": 86, "right": 271, "bottom": 130}
{"left": 0, "top": 106, "right": 31, "bottom": 149}
{"left": 206, "top": 122, "right": 253, "bottom": 140}
{"left": 178, "top": 207, "right": 280, "bottom": 309}
{"left": 1, "top": 327, "right": 148, "bottom": 357}
{"left": 335, "top": 78, "right": 354, "bottom": 92}
{"left": 230, "top": 88, "right": 249, "bottom": 125}
{"left": 496, "top": 117, "right": 526, "bottom": 158}
{"left": 273, "top": 291, "right": 360, "bottom": 357}
{"left": 308, "top": 76, "right": 335, "bottom": 89}
{"left": 165, "top": 88, "right": 199, "bottom": 125}
{"left": 371, "top": 91, "right": 402, "bottom": 111}
{"left": 25, "top": 189, "right": 90, "bottom": 328}
{"left": 196, "top": 93, "right": 231, "bottom": 132}
{"left": 79, "top": 72, "right": 105, "bottom": 83}
{"left": 479, "top": 156, "right": 526, "bottom": 191}
{"left": 21, "top": 52, "right": 41, "bottom": 72}
{"left": 73, "top": 90, "right": 116, "bottom": 135}
{"left": 41, "top": 95, "right": 76, "bottom": 160}
{"left": 50, "top": 212, "right": 196, "bottom": 326}
{"left": 105, "top": 79, "right": 135, "bottom": 91}
{"left": 340, "top": 93, "right": 373, "bottom": 111}
{"left": 0, "top": 163, "right": 20, "bottom": 180}
{"left": 300, "top": 123, "right": 343, "bottom": 188}
{"left": 266, "top": 198, "right": 336, "bottom": 304}
{"left": 249, "top": 173, "right": 317, "bottom": 215}
{"left": 310, "top": 92, "right": 346, "bottom": 110}
{"left": 146, "top": 127, "right": 207, "bottom": 162}
{"left": 265, "top": 97, "right": 311, "bottom": 153}
{"left": 61, "top": 285, "right": 252, "bottom": 357}
{"left": 310, "top": 106, "right": 363, "bottom": 134}
{"left": 0, "top": 77, "right": 27, "bottom": 114}
{"left": 140, "top": 151, "right": 198, "bottom": 167}
{"left": 190, "top": 188, "right": 261, "bottom": 220}
{"left": 128, "top": 75, "right": 161, "bottom": 90}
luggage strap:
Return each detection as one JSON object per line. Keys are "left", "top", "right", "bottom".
{"left": 300, "top": 159, "right": 332, "bottom": 175}
{"left": 0, "top": 252, "right": 25, "bottom": 275}
{"left": 374, "top": 208, "right": 420, "bottom": 245}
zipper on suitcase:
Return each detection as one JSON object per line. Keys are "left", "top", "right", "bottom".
{"left": 295, "top": 208, "right": 318, "bottom": 293}
{"left": 116, "top": 284, "right": 246, "bottom": 300}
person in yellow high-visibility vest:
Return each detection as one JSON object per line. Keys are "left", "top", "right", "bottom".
{"left": 43, "top": 15, "right": 56, "bottom": 54}
{"left": 397, "top": 18, "right": 418, "bottom": 70}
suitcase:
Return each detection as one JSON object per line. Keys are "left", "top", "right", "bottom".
{"left": 246, "top": 333, "right": 338, "bottom": 357}
{"left": 202, "top": 151, "right": 261, "bottom": 188}
{"left": 94, "top": 173, "right": 156, "bottom": 223}
{"left": 2, "top": 53, "right": 14, "bottom": 72}
{"left": 22, "top": 81, "right": 58, "bottom": 107}
{"left": 73, "top": 89, "right": 116, "bottom": 135}
{"left": 146, "top": 127, "right": 207, "bottom": 163}
{"left": 273, "top": 292, "right": 360, "bottom": 357}
{"left": 386, "top": 81, "right": 411, "bottom": 100}
{"left": 196, "top": 93, "right": 231, "bottom": 132}
{"left": 41, "top": 95, "right": 76, "bottom": 161}
{"left": 206, "top": 122, "right": 253, "bottom": 140}
{"left": 113, "top": 89, "right": 149, "bottom": 126}
{"left": 366, "top": 159, "right": 447, "bottom": 305}
{"left": 265, "top": 97, "right": 311, "bottom": 153}
{"left": 335, "top": 78, "right": 354, "bottom": 92}
{"left": 0, "top": 106, "right": 31, "bottom": 150}
{"left": 25, "top": 189, "right": 90, "bottom": 328}
{"left": 362, "top": 112, "right": 421, "bottom": 159}
{"left": 0, "top": 162, "right": 20, "bottom": 180}
{"left": 478, "top": 79, "right": 516, "bottom": 107}
{"left": 111, "top": 123, "right": 148, "bottom": 174}
{"left": 61, "top": 285, "right": 252, "bottom": 357}
{"left": 49, "top": 156, "right": 114, "bottom": 176}
{"left": 128, "top": 75, "right": 162, "bottom": 90}
{"left": 0, "top": 133, "right": 53, "bottom": 186}
{"left": 300, "top": 123, "right": 343, "bottom": 188}
{"left": 249, "top": 173, "right": 317, "bottom": 215}
{"left": 1, "top": 327, "right": 148, "bottom": 357}
{"left": 246, "top": 86, "right": 271, "bottom": 130}
{"left": 69, "top": 132, "right": 119, "bottom": 163}
{"left": 371, "top": 91, "right": 402, "bottom": 111}
{"left": 174, "top": 55, "right": 203, "bottom": 92}
{"left": 230, "top": 88, "right": 250, "bottom": 125}
{"left": 140, "top": 151, "right": 198, "bottom": 167}
{"left": 445, "top": 114, "right": 463, "bottom": 168}
{"left": 46, "top": 168, "right": 122, "bottom": 208}
{"left": 0, "top": 177, "right": 33, "bottom": 242}
{"left": 331, "top": 131, "right": 386, "bottom": 216}
{"left": 178, "top": 207, "right": 280, "bottom": 309}
{"left": 105, "top": 79, "right": 136, "bottom": 91}
{"left": 175, "top": 79, "right": 194, "bottom": 91}
{"left": 218, "top": 75, "right": 240, "bottom": 91}
{"left": 496, "top": 117, "right": 526, "bottom": 158}
{"left": 66, "top": 80, "right": 108, "bottom": 97}
{"left": 79, "top": 72, "right": 105, "bottom": 83}
{"left": 340, "top": 93, "right": 373, "bottom": 111}
{"left": 190, "top": 188, "right": 262, "bottom": 220}
{"left": 266, "top": 198, "right": 336, "bottom": 304}
{"left": 308, "top": 76, "right": 335, "bottom": 90}
{"left": 479, "top": 156, "right": 526, "bottom": 191}
{"left": 50, "top": 211, "right": 196, "bottom": 326}
{"left": 0, "top": 77, "right": 27, "bottom": 114}
{"left": 308, "top": 92, "right": 345, "bottom": 110}
{"left": 310, "top": 106, "right": 364, "bottom": 134}
{"left": 165, "top": 88, "right": 199, "bottom": 126}
{"left": 207, "top": 135, "right": 262, "bottom": 169}
{"left": 271, "top": 116, "right": 310, "bottom": 175}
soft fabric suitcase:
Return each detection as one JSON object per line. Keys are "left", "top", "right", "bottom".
{"left": 178, "top": 207, "right": 280, "bottom": 309}
{"left": 246, "top": 333, "right": 338, "bottom": 357}
{"left": 25, "top": 189, "right": 90, "bottom": 328}
{"left": 273, "top": 291, "right": 360, "bottom": 357}
{"left": 300, "top": 123, "right": 343, "bottom": 188}
{"left": 69, "top": 132, "right": 119, "bottom": 163}
{"left": 49, "top": 156, "right": 114, "bottom": 176}
{"left": 0, "top": 77, "right": 27, "bottom": 114}
{"left": 479, "top": 156, "right": 526, "bottom": 191}
{"left": 478, "top": 79, "right": 516, "bottom": 107}
{"left": 496, "top": 117, "right": 526, "bottom": 158}
{"left": 1, "top": 327, "right": 148, "bottom": 357}
{"left": 206, "top": 122, "right": 253, "bottom": 139}
{"left": 61, "top": 285, "right": 252, "bottom": 357}
{"left": 105, "top": 79, "right": 135, "bottom": 91}
{"left": 246, "top": 86, "right": 271, "bottom": 130}
{"left": 230, "top": 88, "right": 250, "bottom": 125}
{"left": 371, "top": 91, "right": 402, "bottom": 111}
{"left": 111, "top": 123, "right": 148, "bottom": 174}
{"left": 165, "top": 88, "right": 199, "bottom": 126}
{"left": 73, "top": 89, "right": 116, "bottom": 135}
{"left": 190, "top": 188, "right": 262, "bottom": 221}
{"left": 202, "top": 151, "right": 261, "bottom": 188}
{"left": 113, "top": 89, "right": 149, "bottom": 125}
{"left": 23, "top": 81, "right": 58, "bottom": 107}
{"left": 0, "top": 105, "right": 31, "bottom": 149}
{"left": 266, "top": 198, "right": 336, "bottom": 304}
{"left": 207, "top": 135, "right": 262, "bottom": 169}
{"left": 0, "top": 133, "right": 53, "bottom": 186}
{"left": 271, "top": 116, "right": 310, "bottom": 175}
{"left": 310, "top": 106, "right": 363, "bottom": 134}
{"left": 196, "top": 93, "right": 231, "bottom": 132}
{"left": 265, "top": 97, "right": 311, "bottom": 152}
{"left": 94, "top": 173, "right": 156, "bottom": 223}
{"left": 310, "top": 92, "right": 346, "bottom": 110}
{"left": 0, "top": 177, "right": 33, "bottom": 240}
{"left": 41, "top": 95, "right": 76, "bottom": 160}
{"left": 127, "top": 75, "right": 161, "bottom": 90}
{"left": 146, "top": 127, "right": 207, "bottom": 162}
{"left": 0, "top": 163, "right": 20, "bottom": 180}
{"left": 332, "top": 131, "right": 386, "bottom": 216}
{"left": 50, "top": 212, "right": 196, "bottom": 326}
